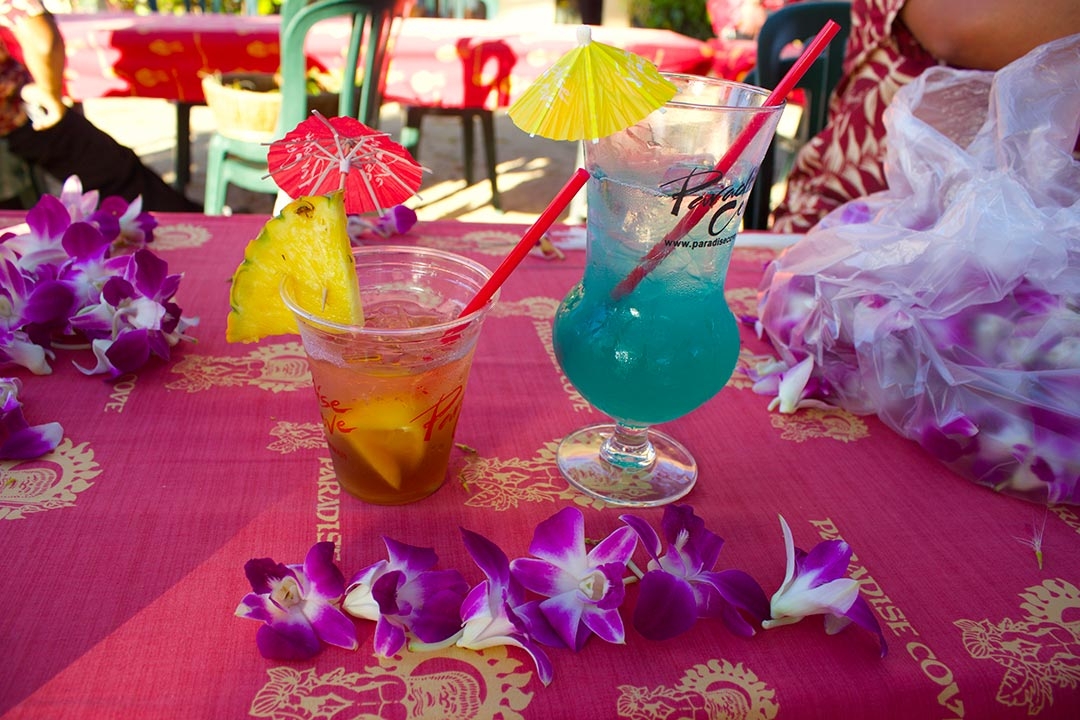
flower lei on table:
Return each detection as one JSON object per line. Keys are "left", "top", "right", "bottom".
{"left": 0, "top": 176, "right": 422, "bottom": 461}
{"left": 0, "top": 177, "right": 198, "bottom": 459}
{"left": 237, "top": 505, "right": 887, "bottom": 683}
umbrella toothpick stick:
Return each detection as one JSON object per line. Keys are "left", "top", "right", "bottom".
{"left": 267, "top": 110, "right": 426, "bottom": 215}
{"left": 611, "top": 20, "right": 842, "bottom": 300}
{"left": 458, "top": 168, "right": 589, "bottom": 319}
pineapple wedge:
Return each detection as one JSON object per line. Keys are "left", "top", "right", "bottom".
{"left": 226, "top": 192, "right": 363, "bottom": 343}
{"left": 341, "top": 399, "right": 427, "bottom": 490}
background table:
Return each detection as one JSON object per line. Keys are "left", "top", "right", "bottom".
{"left": 2, "top": 212, "right": 1079, "bottom": 718}
{"left": 30, "top": 12, "right": 716, "bottom": 190}
{"left": 44, "top": 13, "right": 715, "bottom": 109}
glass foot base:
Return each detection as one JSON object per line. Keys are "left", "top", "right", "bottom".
{"left": 556, "top": 424, "right": 697, "bottom": 507}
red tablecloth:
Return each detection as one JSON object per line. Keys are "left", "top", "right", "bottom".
{"left": 46, "top": 13, "right": 716, "bottom": 110}
{"left": 3, "top": 212, "right": 1079, "bottom": 719}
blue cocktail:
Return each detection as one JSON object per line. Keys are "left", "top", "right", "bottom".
{"left": 553, "top": 75, "right": 784, "bottom": 506}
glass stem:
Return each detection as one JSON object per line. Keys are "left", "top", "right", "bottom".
{"left": 600, "top": 423, "right": 656, "bottom": 470}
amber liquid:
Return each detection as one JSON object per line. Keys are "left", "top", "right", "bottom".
{"left": 308, "top": 348, "right": 475, "bottom": 505}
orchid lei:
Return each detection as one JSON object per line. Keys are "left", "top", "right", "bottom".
{"left": 237, "top": 506, "right": 887, "bottom": 678}
{"left": 0, "top": 177, "right": 198, "bottom": 460}
{"left": 746, "top": 243, "right": 1080, "bottom": 504}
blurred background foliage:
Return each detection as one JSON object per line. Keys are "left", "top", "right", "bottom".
{"left": 628, "top": 0, "right": 712, "bottom": 40}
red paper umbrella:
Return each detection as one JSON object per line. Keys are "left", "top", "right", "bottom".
{"left": 267, "top": 112, "right": 425, "bottom": 215}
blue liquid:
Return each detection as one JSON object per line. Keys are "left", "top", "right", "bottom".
{"left": 553, "top": 175, "right": 742, "bottom": 427}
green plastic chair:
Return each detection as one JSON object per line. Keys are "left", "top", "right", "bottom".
{"left": 203, "top": 0, "right": 409, "bottom": 215}
{"left": 397, "top": 0, "right": 503, "bottom": 211}
{"left": 743, "top": 0, "right": 852, "bottom": 230}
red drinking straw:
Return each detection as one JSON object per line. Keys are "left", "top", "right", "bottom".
{"left": 458, "top": 167, "right": 589, "bottom": 318}
{"left": 611, "top": 20, "right": 842, "bottom": 300}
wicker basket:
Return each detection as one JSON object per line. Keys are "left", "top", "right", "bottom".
{"left": 202, "top": 73, "right": 340, "bottom": 142}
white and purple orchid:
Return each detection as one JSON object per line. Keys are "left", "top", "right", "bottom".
{"left": 620, "top": 505, "right": 770, "bottom": 641}
{"left": 3, "top": 195, "right": 71, "bottom": 272}
{"left": 452, "top": 528, "right": 558, "bottom": 685}
{"left": 744, "top": 355, "right": 831, "bottom": 414}
{"left": 236, "top": 541, "right": 358, "bottom": 660}
{"left": 509, "top": 506, "right": 637, "bottom": 651}
{"left": 69, "top": 248, "right": 197, "bottom": 378}
{"left": 95, "top": 194, "right": 156, "bottom": 256}
{"left": 55, "top": 220, "right": 118, "bottom": 308}
{"left": 0, "top": 377, "right": 62, "bottom": 459}
{"left": 56, "top": 175, "right": 101, "bottom": 223}
{"left": 762, "top": 516, "right": 887, "bottom": 656}
{"left": 0, "top": 249, "right": 66, "bottom": 375}
{"left": 342, "top": 537, "right": 469, "bottom": 658}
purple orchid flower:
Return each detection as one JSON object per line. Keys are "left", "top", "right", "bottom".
{"left": 0, "top": 377, "right": 62, "bottom": 459}
{"left": 342, "top": 537, "right": 469, "bottom": 658}
{"left": 454, "top": 528, "right": 557, "bottom": 685}
{"left": 371, "top": 205, "right": 417, "bottom": 237}
{"left": 509, "top": 506, "right": 637, "bottom": 651}
{"left": 0, "top": 249, "right": 77, "bottom": 375}
{"left": 0, "top": 326, "right": 49, "bottom": 375}
{"left": 92, "top": 194, "right": 156, "bottom": 256}
{"left": 763, "top": 516, "right": 887, "bottom": 656}
{"left": 2, "top": 194, "right": 71, "bottom": 272}
{"left": 347, "top": 204, "right": 418, "bottom": 242}
{"left": 57, "top": 175, "right": 101, "bottom": 222}
{"left": 54, "top": 175, "right": 153, "bottom": 260}
{"left": 236, "top": 541, "right": 358, "bottom": 660}
{"left": 912, "top": 413, "right": 980, "bottom": 464}
{"left": 0, "top": 257, "right": 40, "bottom": 369}
{"left": 57, "top": 221, "right": 116, "bottom": 307}
{"left": 19, "top": 276, "right": 78, "bottom": 345}
{"left": 69, "top": 249, "right": 196, "bottom": 378}
{"left": 620, "top": 505, "right": 770, "bottom": 641}
{"left": 746, "top": 355, "right": 832, "bottom": 414}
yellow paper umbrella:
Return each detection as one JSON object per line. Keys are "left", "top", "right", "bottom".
{"left": 508, "top": 25, "right": 678, "bottom": 142}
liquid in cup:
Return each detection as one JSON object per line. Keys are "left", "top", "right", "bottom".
{"left": 551, "top": 75, "right": 785, "bottom": 506}
{"left": 554, "top": 166, "right": 746, "bottom": 425}
{"left": 283, "top": 246, "right": 496, "bottom": 505}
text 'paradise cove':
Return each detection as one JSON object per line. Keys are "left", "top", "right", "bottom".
{"left": 662, "top": 166, "right": 758, "bottom": 239}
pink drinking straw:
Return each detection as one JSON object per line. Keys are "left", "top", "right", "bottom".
{"left": 611, "top": 20, "right": 842, "bottom": 300}
{"left": 458, "top": 167, "right": 590, "bottom": 318}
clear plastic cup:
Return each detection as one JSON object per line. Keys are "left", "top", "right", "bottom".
{"left": 282, "top": 245, "right": 496, "bottom": 505}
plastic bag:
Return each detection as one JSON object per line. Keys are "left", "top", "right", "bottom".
{"left": 756, "top": 34, "right": 1080, "bottom": 505}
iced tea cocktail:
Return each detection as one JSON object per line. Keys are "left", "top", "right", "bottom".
{"left": 283, "top": 246, "right": 496, "bottom": 505}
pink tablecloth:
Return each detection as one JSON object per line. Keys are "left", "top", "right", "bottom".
{"left": 44, "top": 13, "right": 715, "bottom": 110}
{"left": 2, "top": 212, "right": 1078, "bottom": 719}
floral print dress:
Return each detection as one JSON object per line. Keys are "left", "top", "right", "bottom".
{"left": 770, "top": 0, "right": 938, "bottom": 233}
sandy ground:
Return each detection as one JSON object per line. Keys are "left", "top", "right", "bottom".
{"left": 82, "top": 97, "right": 584, "bottom": 225}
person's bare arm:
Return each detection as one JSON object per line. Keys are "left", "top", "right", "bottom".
{"left": 900, "top": 0, "right": 1080, "bottom": 70}
{"left": 735, "top": 0, "right": 769, "bottom": 38}
{"left": 10, "top": 9, "right": 67, "bottom": 126}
